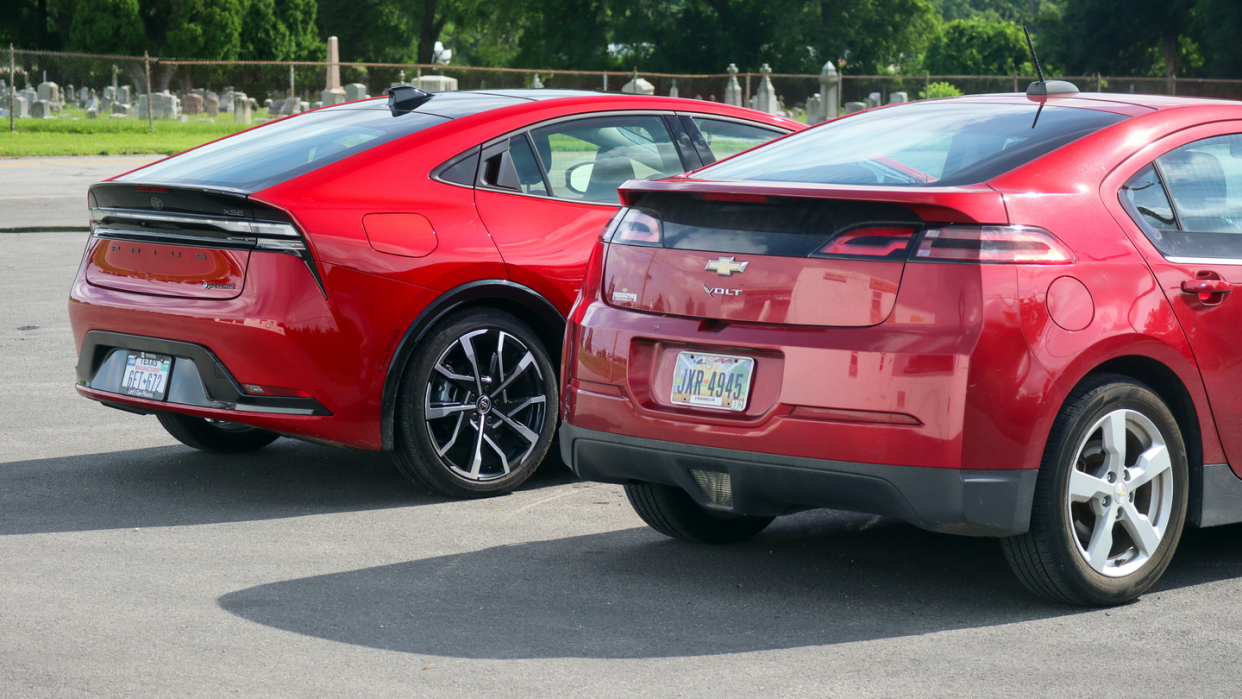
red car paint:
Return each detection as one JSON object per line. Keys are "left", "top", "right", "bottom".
{"left": 69, "top": 92, "right": 801, "bottom": 449}
{"left": 561, "top": 93, "right": 1242, "bottom": 515}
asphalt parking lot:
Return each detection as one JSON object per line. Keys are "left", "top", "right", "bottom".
{"left": 3, "top": 157, "right": 1242, "bottom": 697}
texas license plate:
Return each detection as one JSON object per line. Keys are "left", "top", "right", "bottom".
{"left": 670, "top": 351, "right": 754, "bottom": 412}
{"left": 120, "top": 351, "right": 172, "bottom": 400}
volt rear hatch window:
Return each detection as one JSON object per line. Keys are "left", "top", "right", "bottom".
{"left": 698, "top": 101, "right": 1128, "bottom": 187}
{"left": 115, "top": 102, "right": 449, "bottom": 193}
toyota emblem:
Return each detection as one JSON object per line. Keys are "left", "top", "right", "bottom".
{"left": 150, "top": 196, "right": 164, "bottom": 210}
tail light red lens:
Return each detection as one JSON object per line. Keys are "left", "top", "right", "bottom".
{"left": 815, "top": 226, "right": 918, "bottom": 258}
{"left": 610, "top": 209, "right": 662, "bottom": 246}
{"left": 914, "top": 226, "right": 1074, "bottom": 264}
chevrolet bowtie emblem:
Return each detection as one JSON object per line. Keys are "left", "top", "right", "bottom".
{"left": 704, "top": 256, "right": 749, "bottom": 276}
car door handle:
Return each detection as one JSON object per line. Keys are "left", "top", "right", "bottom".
{"left": 1181, "top": 279, "right": 1234, "bottom": 294}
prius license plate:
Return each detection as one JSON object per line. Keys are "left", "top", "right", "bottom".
{"left": 120, "top": 352, "right": 172, "bottom": 400}
{"left": 670, "top": 351, "right": 754, "bottom": 412}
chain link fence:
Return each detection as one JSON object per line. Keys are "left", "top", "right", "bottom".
{"left": 6, "top": 47, "right": 1242, "bottom": 133}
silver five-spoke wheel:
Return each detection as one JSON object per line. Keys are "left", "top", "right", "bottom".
{"left": 1002, "top": 375, "right": 1187, "bottom": 606}
{"left": 1067, "top": 409, "right": 1174, "bottom": 577}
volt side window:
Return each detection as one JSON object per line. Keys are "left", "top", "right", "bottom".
{"left": 691, "top": 117, "right": 783, "bottom": 162}
{"left": 528, "top": 116, "right": 683, "bottom": 204}
{"left": 1121, "top": 134, "right": 1242, "bottom": 259}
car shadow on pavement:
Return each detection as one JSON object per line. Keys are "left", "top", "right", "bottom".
{"left": 0, "top": 439, "right": 577, "bottom": 536}
{"left": 220, "top": 509, "right": 1176, "bottom": 658}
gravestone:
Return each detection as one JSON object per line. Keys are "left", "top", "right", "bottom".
{"left": 65, "top": 84, "right": 75, "bottom": 105}
{"left": 312, "top": 101, "right": 323, "bottom": 110}
{"left": 234, "top": 97, "right": 252, "bottom": 123}
{"left": 843, "top": 101, "right": 866, "bottom": 114}
{"left": 112, "top": 102, "right": 131, "bottom": 115}
{"left": 723, "top": 64, "right": 742, "bottom": 107}
{"left": 888, "top": 92, "right": 908, "bottom": 104}
{"left": 20, "top": 88, "right": 37, "bottom": 106}
{"left": 119, "top": 86, "right": 132, "bottom": 104}
{"left": 344, "top": 83, "right": 368, "bottom": 101}
{"left": 299, "top": 101, "right": 309, "bottom": 112}
{"left": 219, "top": 91, "right": 234, "bottom": 112}
{"left": 621, "top": 77, "right": 654, "bottom": 95}
{"left": 530, "top": 74, "right": 544, "bottom": 89}
{"left": 79, "top": 86, "right": 90, "bottom": 105}
{"left": 807, "top": 61, "right": 839, "bottom": 124}
{"left": 85, "top": 95, "right": 99, "bottom": 111}
{"left": 320, "top": 88, "right": 346, "bottom": 106}
{"left": 263, "top": 98, "right": 274, "bottom": 110}
{"left": 85, "top": 108, "right": 98, "bottom": 119}
{"left": 30, "top": 99, "right": 53, "bottom": 118}
{"left": 750, "top": 64, "right": 778, "bottom": 114}
{"left": 205, "top": 94, "right": 219, "bottom": 116}
{"left": 865, "top": 92, "right": 881, "bottom": 109}
{"left": 417, "top": 75, "right": 458, "bottom": 93}
{"left": 37, "top": 81, "right": 59, "bottom": 104}
{"left": 182, "top": 93, "right": 203, "bottom": 115}
{"left": 138, "top": 91, "right": 180, "bottom": 119}
{"left": 9, "top": 94, "right": 29, "bottom": 118}
{"left": 669, "top": 80, "right": 678, "bottom": 98}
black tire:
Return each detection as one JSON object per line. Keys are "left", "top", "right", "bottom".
{"left": 156, "top": 412, "right": 280, "bottom": 453}
{"left": 625, "top": 482, "right": 774, "bottom": 544}
{"left": 393, "top": 308, "right": 558, "bottom": 498}
{"left": 1001, "top": 374, "right": 1188, "bottom": 606}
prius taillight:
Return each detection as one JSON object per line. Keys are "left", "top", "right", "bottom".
{"left": 914, "top": 226, "right": 1074, "bottom": 265}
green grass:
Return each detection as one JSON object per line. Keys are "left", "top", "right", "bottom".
{"left": 0, "top": 108, "right": 263, "bottom": 157}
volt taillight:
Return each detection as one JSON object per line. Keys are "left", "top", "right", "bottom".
{"left": 609, "top": 209, "right": 662, "bottom": 247}
{"left": 914, "top": 226, "right": 1074, "bottom": 265}
{"left": 815, "top": 226, "right": 918, "bottom": 259}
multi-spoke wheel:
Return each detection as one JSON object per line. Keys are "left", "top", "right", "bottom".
{"left": 393, "top": 308, "right": 558, "bottom": 498}
{"left": 156, "top": 412, "right": 280, "bottom": 453}
{"left": 1002, "top": 374, "right": 1187, "bottom": 606}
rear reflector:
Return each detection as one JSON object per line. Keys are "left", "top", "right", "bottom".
{"left": 611, "top": 208, "right": 662, "bottom": 246}
{"left": 914, "top": 225, "right": 1073, "bottom": 264}
{"left": 815, "top": 226, "right": 918, "bottom": 259}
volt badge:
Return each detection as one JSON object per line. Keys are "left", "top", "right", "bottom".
{"left": 704, "top": 256, "right": 749, "bottom": 276}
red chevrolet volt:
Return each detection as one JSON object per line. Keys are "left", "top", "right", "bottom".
{"left": 560, "top": 87, "right": 1242, "bottom": 605}
{"left": 69, "top": 89, "right": 798, "bottom": 497}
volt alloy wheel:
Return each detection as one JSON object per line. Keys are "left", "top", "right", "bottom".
{"left": 1002, "top": 374, "right": 1187, "bottom": 606}
{"left": 394, "top": 309, "right": 558, "bottom": 498}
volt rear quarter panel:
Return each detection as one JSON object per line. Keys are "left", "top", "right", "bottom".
{"left": 989, "top": 107, "right": 1232, "bottom": 468}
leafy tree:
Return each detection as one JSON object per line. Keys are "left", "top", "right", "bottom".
{"left": 924, "top": 18, "right": 1030, "bottom": 75}
{"left": 161, "top": 0, "right": 245, "bottom": 59}
{"left": 68, "top": 0, "right": 145, "bottom": 55}
{"left": 1043, "top": 0, "right": 1203, "bottom": 77}
{"left": 919, "top": 80, "right": 964, "bottom": 98}
{"left": 240, "top": 0, "right": 323, "bottom": 60}
{"left": 1199, "top": 0, "right": 1242, "bottom": 77}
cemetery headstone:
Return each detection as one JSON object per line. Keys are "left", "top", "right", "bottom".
{"left": 344, "top": 83, "right": 368, "bottom": 101}
{"left": 844, "top": 101, "right": 866, "bottom": 114}
{"left": 417, "top": 75, "right": 458, "bottom": 93}
{"left": 30, "top": 100, "right": 53, "bottom": 118}
{"left": 888, "top": 92, "right": 908, "bottom": 104}
{"left": 724, "top": 64, "right": 742, "bottom": 107}
{"left": 112, "top": 102, "right": 131, "bottom": 115}
{"left": 182, "top": 93, "right": 202, "bottom": 115}
{"left": 319, "top": 88, "right": 347, "bottom": 105}
{"left": 234, "top": 97, "right": 252, "bottom": 123}
{"left": 85, "top": 108, "right": 98, "bottom": 119}
{"left": 808, "top": 61, "right": 840, "bottom": 124}
{"left": 205, "top": 94, "right": 219, "bottom": 116}
{"left": 621, "top": 77, "right": 654, "bottom": 95}
{"left": 37, "top": 81, "right": 59, "bottom": 104}
{"left": 865, "top": 92, "right": 881, "bottom": 109}
{"left": 751, "top": 64, "right": 778, "bottom": 114}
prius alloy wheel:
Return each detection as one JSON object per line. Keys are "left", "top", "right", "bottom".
{"left": 1002, "top": 375, "right": 1187, "bottom": 606}
{"left": 394, "top": 309, "right": 558, "bottom": 498}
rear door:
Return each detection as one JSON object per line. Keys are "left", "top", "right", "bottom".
{"left": 472, "top": 113, "right": 702, "bottom": 312}
{"left": 1107, "top": 123, "right": 1242, "bottom": 471}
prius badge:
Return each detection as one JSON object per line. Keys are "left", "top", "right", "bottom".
{"left": 704, "top": 256, "right": 749, "bottom": 276}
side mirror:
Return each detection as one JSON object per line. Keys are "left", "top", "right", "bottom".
{"left": 566, "top": 161, "right": 594, "bottom": 194}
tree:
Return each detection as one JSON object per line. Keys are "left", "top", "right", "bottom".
{"left": 1043, "top": 0, "right": 1203, "bottom": 77}
{"left": 240, "top": 0, "right": 323, "bottom": 60}
{"left": 1200, "top": 0, "right": 1242, "bottom": 77}
{"left": 68, "top": 0, "right": 145, "bottom": 55}
{"left": 924, "top": 18, "right": 1030, "bottom": 75}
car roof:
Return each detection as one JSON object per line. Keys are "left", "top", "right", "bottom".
{"left": 323, "top": 89, "right": 801, "bottom": 128}
{"left": 928, "top": 91, "right": 1242, "bottom": 115}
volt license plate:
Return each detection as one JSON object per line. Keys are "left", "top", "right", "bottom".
{"left": 670, "top": 351, "right": 754, "bottom": 412}
{"left": 120, "top": 351, "right": 172, "bottom": 400}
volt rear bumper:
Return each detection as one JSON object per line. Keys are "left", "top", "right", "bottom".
{"left": 560, "top": 424, "right": 1038, "bottom": 537}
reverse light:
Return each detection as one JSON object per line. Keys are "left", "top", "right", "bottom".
{"left": 610, "top": 209, "right": 662, "bottom": 246}
{"left": 914, "top": 225, "right": 1074, "bottom": 264}
{"left": 815, "top": 226, "right": 918, "bottom": 259}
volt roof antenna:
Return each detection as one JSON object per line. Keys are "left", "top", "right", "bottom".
{"left": 1023, "top": 26, "right": 1077, "bottom": 129}
{"left": 387, "top": 85, "right": 433, "bottom": 116}
{"left": 1024, "top": 26, "right": 1078, "bottom": 98}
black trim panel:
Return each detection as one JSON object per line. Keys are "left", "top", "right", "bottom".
{"left": 77, "top": 330, "right": 330, "bottom": 415}
{"left": 1192, "top": 463, "right": 1242, "bottom": 527}
{"left": 559, "top": 423, "right": 1038, "bottom": 536}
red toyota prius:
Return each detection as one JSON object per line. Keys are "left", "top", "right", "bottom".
{"left": 69, "top": 88, "right": 798, "bottom": 497}
{"left": 560, "top": 85, "right": 1242, "bottom": 605}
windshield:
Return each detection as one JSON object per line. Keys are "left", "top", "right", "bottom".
{"left": 698, "top": 101, "right": 1128, "bottom": 187}
{"left": 116, "top": 105, "right": 449, "bottom": 192}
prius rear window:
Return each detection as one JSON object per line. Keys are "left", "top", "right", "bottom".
{"left": 698, "top": 102, "right": 1127, "bottom": 187}
{"left": 116, "top": 105, "right": 449, "bottom": 192}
